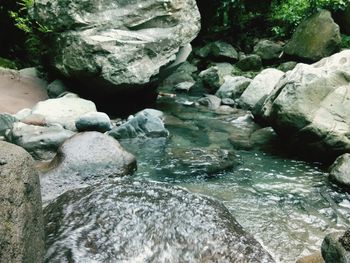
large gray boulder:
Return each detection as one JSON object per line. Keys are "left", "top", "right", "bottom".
{"left": 238, "top": 68, "right": 284, "bottom": 114}
{"left": 284, "top": 10, "right": 341, "bottom": 62}
{"left": 43, "top": 179, "right": 275, "bottom": 262}
{"left": 262, "top": 50, "right": 350, "bottom": 158}
{"left": 0, "top": 141, "right": 44, "bottom": 263}
{"left": 32, "top": 0, "right": 201, "bottom": 91}
{"left": 6, "top": 122, "right": 75, "bottom": 160}
{"left": 40, "top": 132, "right": 137, "bottom": 204}
{"left": 329, "top": 153, "right": 350, "bottom": 187}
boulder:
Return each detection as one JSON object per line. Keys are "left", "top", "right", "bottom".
{"left": 6, "top": 122, "right": 75, "bottom": 160}
{"left": 46, "top": 79, "right": 68, "bottom": 98}
{"left": 198, "top": 63, "right": 234, "bottom": 92}
{"left": 296, "top": 252, "right": 324, "bottom": 263}
{"left": 196, "top": 41, "right": 238, "bottom": 61}
{"left": 0, "top": 141, "right": 44, "bottom": 263}
{"left": 262, "top": 50, "right": 350, "bottom": 158}
{"left": 238, "top": 68, "right": 284, "bottom": 114}
{"left": 197, "top": 94, "right": 221, "bottom": 110}
{"left": 321, "top": 231, "right": 350, "bottom": 263}
{"left": 253, "top": 39, "right": 283, "bottom": 61}
{"left": 32, "top": 0, "right": 201, "bottom": 92}
{"left": 75, "top": 112, "right": 112, "bottom": 132}
{"left": 160, "top": 62, "right": 197, "bottom": 92}
{"left": 236, "top": 54, "right": 262, "bottom": 71}
{"left": 284, "top": 10, "right": 341, "bottom": 62}
{"left": 43, "top": 179, "right": 275, "bottom": 262}
{"left": 31, "top": 94, "right": 97, "bottom": 131}
{"left": 108, "top": 109, "right": 169, "bottom": 139}
{"left": 329, "top": 153, "right": 350, "bottom": 187}
{"left": 215, "top": 75, "right": 252, "bottom": 100}
{"left": 40, "top": 132, "right": 136, "bottom": 204}
{"left": 0, "top": 113, "right": 17, "bottom": 136}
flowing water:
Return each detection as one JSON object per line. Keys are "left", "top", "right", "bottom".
{"left": 118, "top": 96, "right": 350, "bottom": 263}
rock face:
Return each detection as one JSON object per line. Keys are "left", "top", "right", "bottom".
{"left": 33, "top": 0, "right": 201, "bottom": 91}
{"left": 108, "top": 109, "right": 169, "bottom": 139}
{"left": 322, "top": 231, "right": 350, "bottom": 263}
{"left": 6, "top": 122, "right": 75, "bottom": 160}
{"left": 284, "top": 10, "right": 341, "bottom": 62}
{"left": 262, "top": 50, "right": 350, "bottom": 158}
{"left": 0, "top": 141, "right": 44, "bottom": 263}
{"left": 43, "top": 179, "right": 275, "bottom": 263}
{"left": 40, "top": 132, "right": 136, "bottom": 204}
{"left": 239, "top": 68, "right": 284, "bottom": 114}
{"left": 329, "top": 153, "right": 350, "bottom": 187}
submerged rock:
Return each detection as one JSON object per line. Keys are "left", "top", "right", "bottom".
{"left": 262, "top": 50, "right": 350, "bottom": 158}
{"left": 329, "top": 153, "right": 350, "bottom": 187}
{"left": 108, "top": 109, "right": 169, "bottom": 139}
{"left": 0, "top": 141, "right": 44, "bottom": 263}
{"left": 284, "top": 10, "right": 341, "bottom": 62}
{"left": 40, "top": 132, "right": 136, "bottom": 204}
{"left": 43, "top": 179, "right": 275, "bottom": 263}
{"left": 33, "top": 0, "right": 200, "bottom": 91}
{"left": 6, "top": 122, "right": 75, "bottom": 160}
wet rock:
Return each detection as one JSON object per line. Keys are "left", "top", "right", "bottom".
{"left": 33, "top": 0, "right": 201, "bottom": 92}
{"left": 221, "top": 98, "right": 236, "bottom": 106}
{"left": 321, "top": 231, "right": 350, "bottom": 263}
{"left": 75, "top": 112, "right": 112, "bottom": 132}
{"left": 284, "top": 10, "right": 341, "bottom": 62}
{"left": 215, "top": 75, "right": 252, "bottom": 100}
{"left": 254, "top": 39, "right": 283, "bottom": 62}
{"left": 329, "top": 153, "right": 350, "bottom": 187}
{"left": 262, "top": 50, "right": 350, "bottom": 158}
{"left": 40, "top": 132, "right": 136, "bottom": 204}
{"left": 198, "top": 94, "right": 221, "bottom": 110}
{"left": 236, "top": 54, "right": 262, "bottom": 71}
{"left": 0, "top": 113, "right": 17, "bottom": 136}
{"left": 108, "top": 109, "right": 169, "bottom": 139}
{"left": 174, "top": 81, "right": 195, "bottom": 92}
{"left": 6, "top": 122, "right": 75, "bottom": 160}
{"left": 31, "top": 94, "right": 97, "bottom": 131}
{"left": 46, "top": 79, "right": 68, "bottom": 98}
{"left": 43, "top": 179, "right": 275, "bottom": 263}
{"left": 199, "top": 63, "right": 234, "bottom": 92}
{"left": 239, "top": 68, "right": 284, "bottom": 114}
{"left": 168, "top": 147, "right": 238, "bottom": 175}
{"left": 0, "top": 141, "right": 44, "bottom": 263}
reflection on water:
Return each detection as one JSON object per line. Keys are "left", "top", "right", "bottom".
{"left": 120, "top": 97, "right": 350, "bottom": 263}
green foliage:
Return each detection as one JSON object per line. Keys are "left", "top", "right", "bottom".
{"left": 341, "top": 34, "right": 350, "bottom": 48}
{"left": 270, "top": 0, "right": 348, "bottom": 38}
{"left": 0, "top": 57, "right": 18, "bottom": 69}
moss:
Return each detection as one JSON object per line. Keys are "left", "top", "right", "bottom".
{"left": 0, "top": 57, "right": 18, "bottom": 69}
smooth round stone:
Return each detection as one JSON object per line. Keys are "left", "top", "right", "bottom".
{"left": 75, "top": 112, "right": 112, "bottom": 132}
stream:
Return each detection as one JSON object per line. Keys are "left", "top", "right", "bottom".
{"left": 118, "top": 95, "right": 350, "bottom": 263}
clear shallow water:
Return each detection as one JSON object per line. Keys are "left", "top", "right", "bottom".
{"left": 120, "top": 97, "right": 350, "bottom": 263}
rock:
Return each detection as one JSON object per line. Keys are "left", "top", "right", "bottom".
{"left": 197, "top": 94, "right": 221, "bottom": 110}
{"left": 174, "top": 81, "right": 195, "bottom": 92}
{"left": 236, "top": 54, "right": 262, "bottom": 71}
{"left": 238, "top": 68, "right": 284, "bottom": 114}
{"left": 33, "top": 0, "right": 201, "bottom": 92}
{"left": 108, "top": 109, "right": 169, "bottom": 139}
{"left": 0, "top": 67, "right": 48, "bottom": 114}
{"left": 31, "top": 94, "right": 97, "bottom": 131}
{"left": 21, "top": 113, "right": 46, "bottom": 126}
{"left": 262, "top": 50, "right": 350, "bottom": 158}
{"left": 46, "top": 79, "right": 68, "bottom": 98}
{"left": 40, "top": 132, "right": 136, "bottom": 204}
{"left": 6, "top": 122, "right": 75, "bottom": 160}
{"left": 253, "top": 39, "right": 283, "bottom": 61}
{"left": 215, "top": 75, "right": 252, "bottom": 99}
{"left": 221, "top": 98, "right": 236, "bottom": 106}
{"left": 14, "top": 108, "right": 32, "bottom": 120}
{"left": 197, "top": 41, "right": 239, "bottom": 61}
{"left": 278, "top": 61, "right": 298, "bottom": 72}
{"left": 296, "top": 252, "right": 324, "bottom": 263}
{"left": 329, "top": 153, "right": 350, "bottom": 187}
{"left": 75, "top": 112, "right": 112, "bottom": 132}
{"left": 0, "top": 141, "right": 44, "bottom": 263}
{"left": 321, "top": 231, "right": 350, "bottom": 263}
{"left": 43, "top": 179, "right": 275, "bottom": 262}
{"left": 199, "top": 63, "right": 234, "bottom": 92}
{"left": 160, "top": 62, "right": 197, "bottom": 92}
{"left": 0, "top": 113, "right": 17, "bottom": 136}
{"left": 284, "top": 10, "right": 341, "bottom": 62}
